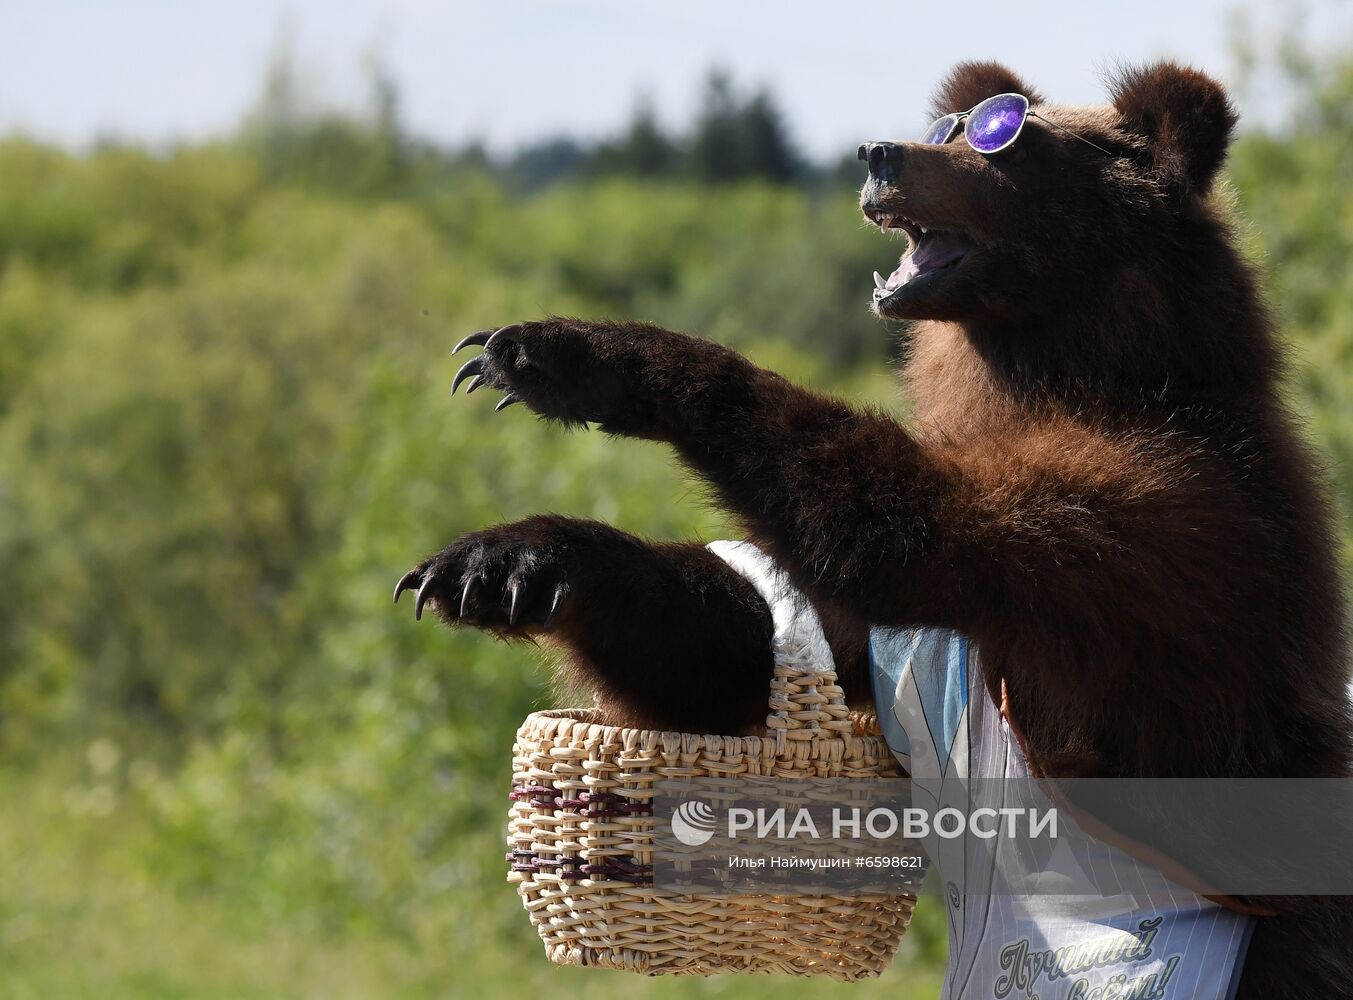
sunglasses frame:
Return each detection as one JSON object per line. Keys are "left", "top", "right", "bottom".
{"left": 922, "top": 93, "right": 1112, "bottom": 156}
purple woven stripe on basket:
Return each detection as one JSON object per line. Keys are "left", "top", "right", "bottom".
{"left": 505, "top": 848, "right": 654, "bottom": 884}
{"left": 579, "top": 856, "right": 652, "bottom": 883}
{"left": 508, "top": 786, "right": 653, "bottom": 816}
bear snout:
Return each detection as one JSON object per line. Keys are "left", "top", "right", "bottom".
{"left": 859, "top": 141, "right": 906, "bottom": 187}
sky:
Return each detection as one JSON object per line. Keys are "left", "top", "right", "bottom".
{"left": 2, "top": 1, "right": 1351, "bottom": 160}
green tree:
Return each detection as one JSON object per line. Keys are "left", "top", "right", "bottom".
{"left": 687, "top": 71, "right": 803, "bottom": 183}
{"left": 687, "top": 70, "right": 746, "bottom": 181}
{"left": 740, "top": 90, "right": 802, "bottom": 182}
{"left": 612, "top": 97, "right": 675, "bottom": 176}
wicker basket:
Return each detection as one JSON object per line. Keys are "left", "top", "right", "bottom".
{"left": 505, "top": 546, "right": 915, "bottom": 979}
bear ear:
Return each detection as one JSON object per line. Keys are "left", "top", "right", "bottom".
{"left": 1111, "top": 62, "right": 1238, "bottom": 196}
{"left": 931, "top": 62, "right": 1044, "bottom": 117}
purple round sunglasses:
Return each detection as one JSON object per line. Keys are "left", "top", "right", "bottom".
{"left": 922, "top": 92, "right": 1111, "bottom": 155}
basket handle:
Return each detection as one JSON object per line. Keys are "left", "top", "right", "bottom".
{"left": 706, "top": 541, "right": 853, "bottom": 749}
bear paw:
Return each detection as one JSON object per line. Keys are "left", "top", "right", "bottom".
{"left": 393, "top": 528, "right": 569, "bottom": 632}
{"left": 448, "top": 320, "right": 629, "bottom": 428}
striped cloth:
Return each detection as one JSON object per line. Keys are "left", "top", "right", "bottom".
{"left": 870, "top": 626, "right": 1255, "bottom": 1000}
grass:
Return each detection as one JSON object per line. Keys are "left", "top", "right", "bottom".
{"left": 0, "top": 767, "right": 945, "bottom": 999}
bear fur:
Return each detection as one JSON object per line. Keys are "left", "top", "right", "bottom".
{"left": 396, "top": 62, "right": 1353, "bottom": 997}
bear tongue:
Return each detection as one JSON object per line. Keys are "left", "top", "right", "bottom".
{"left": 886, "top": 231, "right": 971, "bottom": 289}
{"left": 885, "top": 256, "right": 919, "bottom": 288}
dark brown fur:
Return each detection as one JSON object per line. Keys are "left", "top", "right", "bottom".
{"left": 397, "top": 62, "right": 1353, "bottom": 995}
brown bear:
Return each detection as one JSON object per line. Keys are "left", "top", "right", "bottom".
{"left": 395, "top": 62, "right": 1353, "bottom": 997}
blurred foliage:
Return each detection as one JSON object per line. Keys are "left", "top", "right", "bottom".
{"left": 515, "top": 70, "right": 812, "bottom": 188}
{"left": 1226, "top": 39, "right": 1353, "bottom": 562}
{"left": 1, "top": 33, "right": 1353, "bottom": 999}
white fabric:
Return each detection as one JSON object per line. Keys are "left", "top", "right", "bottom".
{"left": 705, "top": 540, "right": 835, "bottom": 674}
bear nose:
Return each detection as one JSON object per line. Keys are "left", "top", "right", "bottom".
{"left": 858, "top": 142, "right": 905, "bottom": 184}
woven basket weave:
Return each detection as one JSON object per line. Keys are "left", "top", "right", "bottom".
{"left": 505, "top": 553, "right": 914, "bottom": 979}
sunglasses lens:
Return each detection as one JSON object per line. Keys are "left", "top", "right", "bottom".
{"left": 919, "top": 114, "right": 960, "bottom": 145}
{"left": 965, "top": 93, "right": 1029, "bottom": 154}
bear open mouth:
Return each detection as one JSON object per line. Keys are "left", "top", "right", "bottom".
{"left": 868, "top": 213, "right": 975, "bottom": 303}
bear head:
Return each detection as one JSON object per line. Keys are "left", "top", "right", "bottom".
{"left": 859, "top": 61, "right": 1240, "bottom": 328}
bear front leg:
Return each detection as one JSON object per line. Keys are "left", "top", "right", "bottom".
{"left": 394, "top": 515, "right": 783, "bottom": 733}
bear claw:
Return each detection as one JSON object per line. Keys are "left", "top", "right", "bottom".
{"left": 414, "top": 577, "right": 434, "bottom": 621}
{"left": 451, "top": 355, "right": 485, "bottom": 394}
{"left": 459, "top": 576, "right": 481, "bottom": 618}
{"left": 451, "top": 329, "right": 495, "bottom": 354}
{"left": 393, "top": 568, "right": 421, "bottom": 604}
{"left": 544, "top": 584, "right": 565, "bottom": 627}
{"left": 484, "top": 323, "right": 523, "bottom": 350}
